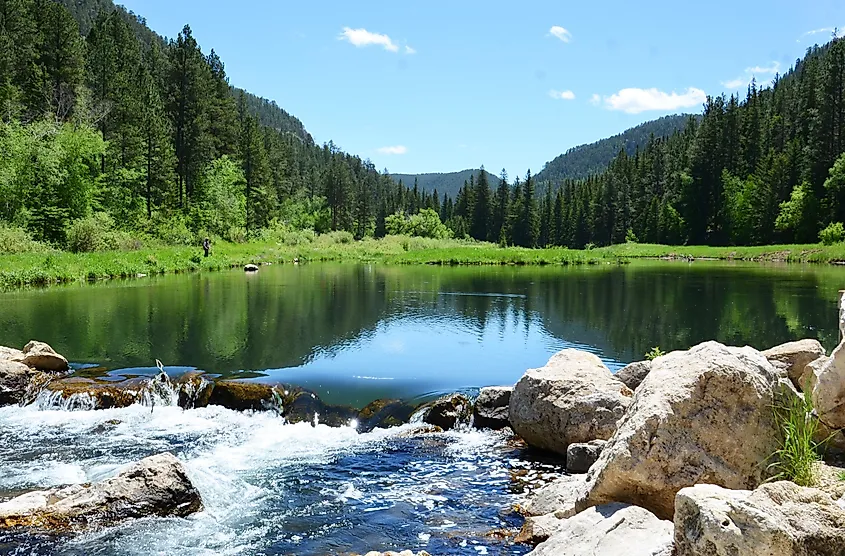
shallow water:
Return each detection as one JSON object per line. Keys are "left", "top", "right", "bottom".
{"left": 1, "top": 261, "right": 843, "bottom": 554}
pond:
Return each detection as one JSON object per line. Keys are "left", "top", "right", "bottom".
{"left": 0, "top": 261, "right": 842, "bottom": 555}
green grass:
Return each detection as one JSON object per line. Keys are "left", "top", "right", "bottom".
{"left": 2, "top": 236, "right": 845, "bottom": 291}
{"left": 767, "top": 387, "right": 822, "bottom": 487}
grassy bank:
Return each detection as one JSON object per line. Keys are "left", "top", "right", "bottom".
{"left": 2, "top": 237, "right": 845, "bottom": 290}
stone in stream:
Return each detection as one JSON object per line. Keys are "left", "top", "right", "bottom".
{"left": 206, "top": 381, "right": 280, "bottom": 411}
{"left": 526, "top": 503, "right": 674, "bottom": 556}
{"left": 762, "top": 338, "right": 825, "bottom": 389}
{"left": 509, "top": 349, "right": 633, "bottom": 457}
{"left": 614, "top": 360, "right": 651, "bottom": 391}
{"left": 0, "top": 341, "right": 71, "bottom": 406}
{"left": 17, "top": 340, "right": 70, "bottom": 373}
{"left": 42, "top": 377, "right": 151, "bottom": 410}
{"left": 581, "top": 341, "right": 782, "bottom": 520}
{"left": 0, "top": 453, "right": 203, "bottom": 531}
{"left": 357, "top": 399, "right": 416, "bottom": 432}
{"left": 565, "top": 440, "right": 606, "bottom": 474}
{"left": 0, "top": 360, "right": 37, "bottom": 406}
{"left": 244, "top": 263, "right": 259, "bottom": 272}
{"left": 674, "top": 482, "right": 845, "bottom": 556}
{"left": 472, "top": 386, "right": 512, "bottom": 430}
{"left": 423, "top": 393, "right": 472, "bottom": 430}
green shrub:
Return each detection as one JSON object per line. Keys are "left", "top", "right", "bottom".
{"left": 625, "top": 228, "right": 639, "bottom": 243}
{"left": 645, "top": 346, "right": 665, "bottom": 360}
{"left": 385, "top": 209, "right": 452, "bottom": 239}
{"left": 65, "top": 213, "right": 115, "bottom": 253}
{"left": 819, "top": 222, "right": 845, "bottom": 245}
{"left": 767, "top": 387, "right": 821, "bottom": 486}
{"left": 325, "top": 230, "right": 354, "bottom": 244}
{"left": 0, "top": 224, "right": 47, "bottom": 254}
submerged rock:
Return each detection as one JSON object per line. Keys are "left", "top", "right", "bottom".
{"left": 614, "top": 360, "right": 651, "bottom": 391}
{"left": 565, "top": 440, "right": 606, "bottom": 474}
{"left": 357, "top": 399, "right": 415, "bottom": 432}
{"left": 509, "top": 349, "right": 633, "bottom": 456}
{"left": 763, "top": 339, "right": 825, "bottom": 388}
{"left": 582, "top": 341, "right": 782, "bottom": 520}
{"left": 283, "top": 389, "right": 357, "bottom": 427}
{"left": 527, "top": 503, "right": 673, "bottom": 556}
{"left": 175, "top": 371, "right": 213, "bottom": 409}
{"left": 0, "top": 360, "right": 37, "bottom": 406}
{"left": 42, "top": 377, "right": 148, "bottom": 410}
{"left": 472, "top": 386, "right": 512, "bottom": 430}
{"left": 674, "top": 482, "right": 845, "bottom": 556}
{"left": 0, "top": 453, "right": 202, "bottom": 531}
{"left": 423, "top": 393, "right": 472, "bottom": 430}
{"left": 206, "top": 381, "right": 279, "bottom": 412}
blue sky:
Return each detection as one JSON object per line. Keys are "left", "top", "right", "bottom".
{"left": 120, "top": 0, "right": 845, "bottom": 176}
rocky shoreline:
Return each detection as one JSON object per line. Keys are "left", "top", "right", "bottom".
{"left": 2, "top": 337, "right": 845, "bottom": 554}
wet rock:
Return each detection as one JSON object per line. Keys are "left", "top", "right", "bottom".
{"left": 515, "top": 513, "right": 566, "bottom": 545}
{"left": 423, "top": 393, "right": 472, "bottom": 430}
{"left": 0, "top": 360, "right": 37, "bottom": 406}
{"left": 43, "top": 377, "right": 148, "bottom": 410}
{"left": 614, "top": 360, "right": 651, "bottom": 391}
{"left": 360, "top": 551, "right": 431, "bottom": 556}
{"left": 528, "top": 503, "right": 674, "bottom": 556}
{"left": 523, "top": 474, "right": 589, "bottom": 517}
{"left": 582, "top": 341, "right": 782, "bottom": 520}
{"left": 762, "top": 339, "right": 825, "bottom": 387}
{"left": 674, "top": 482, "right": 845, "bottom": 556}
{"left": 565, "top": 440, "right": 606, "bottom": 474}
{"left": 813, "top": 339, "right": 845, "bottom": 429}
{"left": 207, "top": 381, "right": 279, "bottom": 412}
{"left": 509, "top": 349, "right": 633, "bottom": 457}
{"left": 282, "top": 389, "right": 357, "bottom": 427}
{"left": 18, "top": 341, "right": 69, "bottom": 373}
{"left": 357, "top": 399, "right": 415, "bottom": 432}
{"left": 175, "top": 372, "right": 213, "bottom": 409}
{"left": 0, "top": 453, "right": 202, "bottom": 531}
{"left": 395, "top": 425, "right": 444, "bottom": 438}
{"left": 472, "top": 386, "right": 512, "bottom": 430}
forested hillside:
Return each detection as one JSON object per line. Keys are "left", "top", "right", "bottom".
{"left": 0, "top": 0, "right": 427, "bottom": 249}
{"left": 389, "top": 170, "right": 501, "bottom": 199}
{"left": 436, "top": 38, "right": 845, "bottom": 248}
{"left": 535, "top": 114, "right": 695, "bottom": 184}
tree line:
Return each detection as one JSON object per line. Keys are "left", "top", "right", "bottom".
{"left": 436, "top": 36, "right": 845, "bottom": 248}
{"left": 0, "top": 0, "right": 421, "bottom": 248}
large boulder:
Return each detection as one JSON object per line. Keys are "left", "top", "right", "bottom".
{"left": 509, "top": 350, "right": 633, "bottom": 456}
{"left": 515, "top": 513, "right": 567, "bottom": 545}
{"left": 615, "top": 360, "right": 652, "bottom": 391}
{"left": 582, "top": 341, "right": 782, "bottom": 520}
{"left": 813, "top": 339, "right": 845, "bottom": 429}
{"left": 0, "top": 453, "right": 202, "bottom": 531}
{"left": 423, "top": 394, "right": 472, "bottom": 430}
{"left": 207, "top": 381, "right": 279, "bottom": 411}
{"left": 0, "top": 360, "right": 37, "bottom": 406}
{"left": 799, "top": 355, "right": 829, "bottom": 394}
{"left": 674, "top": 482, "right": 845, "bottom": 556}
{"left": 523, "top": 474, "right": 589, "bottom": 517}
{"left": 19, "top": 340, "right": 69, "bottom": 373}
{"left": 0, "top": 346, "right": 25, "bottom": 361}
{"left": 472, "top": 386, "right": 512, "bottom": 430}
{"left": 357, "top": 399, "right": 415, "bottom": 432}
{"left": 41, "top": 377, "right": 149, "bottom": 410}
{"left": 763, "top": 339, "right": 825, "bottom": 388}
{"left": 566, "top": 440, "right": 606, "bottom": 474}
{"left": 527, "top": 503, "right": 673, "bottom": 556}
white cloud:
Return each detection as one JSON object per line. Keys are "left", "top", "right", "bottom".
{"left": 377, "top": 145, "right": 407, "bottom": 155}
{"left": 745, "top": 61, "right": 780, "bottom": 75}
{"left": 339, "top": 27, "right": 399, "bottom": 52}
{"left": 549, "top": 89, "right": 576, "bottom": 100}
{"left": 722, "top": 77, "right": 747, "bottom": 89}
{"left": 549, "top": 26, "right": 572, "bottom": 43}
{"left": 600, "top": 87, "right": 707, "bottom": 114}
{"left": 799, "top": 27, "right": 840, "bottom": 41}
{"left": 589, "top": 93, "right": 601, "bottom": 106}
{"left": 404, "top": 45, "right": 416, "bottom": 55}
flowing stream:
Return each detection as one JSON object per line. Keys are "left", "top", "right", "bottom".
{"left": 1, "top": 261, "right": 844, "bottom": 554}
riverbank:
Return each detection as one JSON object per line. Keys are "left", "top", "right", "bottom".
{"left": 1, "top": 236, "right": 844, "bottom": 290}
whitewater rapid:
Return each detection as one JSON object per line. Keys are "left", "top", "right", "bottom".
{"left": 0, "top": 396, "right": 541, "bottom": 555}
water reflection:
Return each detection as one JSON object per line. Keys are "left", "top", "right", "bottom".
{"left": 0, "top": 262, "right": 841, "bottom": 405}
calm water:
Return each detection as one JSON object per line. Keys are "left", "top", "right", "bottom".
{"left": 0, "top": 261, "right": 843, "bottom": 555}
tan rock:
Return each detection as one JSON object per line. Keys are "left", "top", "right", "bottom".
{"left": 20, "top": 340, "right": 69, "bottom": 373}
{"left": 509, "top": 349, "right": 633, "bottom": 456}
{"left": 674, "top": 482, "right": 845, "bottom": 556}
{"left": 528, "top": 503, "right": 673, "bottom": 556}
{"left": 0, "top": 360, "right": 36, "bottom": 406}
{"left": 523, "top": 474, "right": 589, "bottom": 517}
{"left": 515, "top": 513, "right": 566, "bottom": 545}
{"left": 615, "top": 360, "right": 652, "bottom": 391}
{"left": 762, "top": 339, "right": 825, "bottom": 387}
{"left": 0, "top": 453, "right": 202, "bottom": 531}
{"left": 582, "top": 341, "right": 781, "bottom": 520}
{"left": 799, "top": 355, "right": 829, "bottom": 393}
{"left": 813, "top": 339, "right": 845, "bottom": 429}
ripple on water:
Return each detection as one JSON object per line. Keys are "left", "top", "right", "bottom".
{"left": 0, "top": 403, "right": 546, "bottom": 555}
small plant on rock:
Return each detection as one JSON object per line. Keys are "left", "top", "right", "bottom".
{"left": 768, "top": 387, "right": 821, "bottom": 487}
{"left": 645, "top": 346, "right": 665, "bottom": 361}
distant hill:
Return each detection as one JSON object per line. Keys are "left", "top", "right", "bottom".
{"left": 389, "top": 169, "right": 501, "bottom": 199}
{"left": 55, "top": 0, "right": 313, "bottom": 143}
{"left": 536, "top": 114, "right": 696, "bottom": 184}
